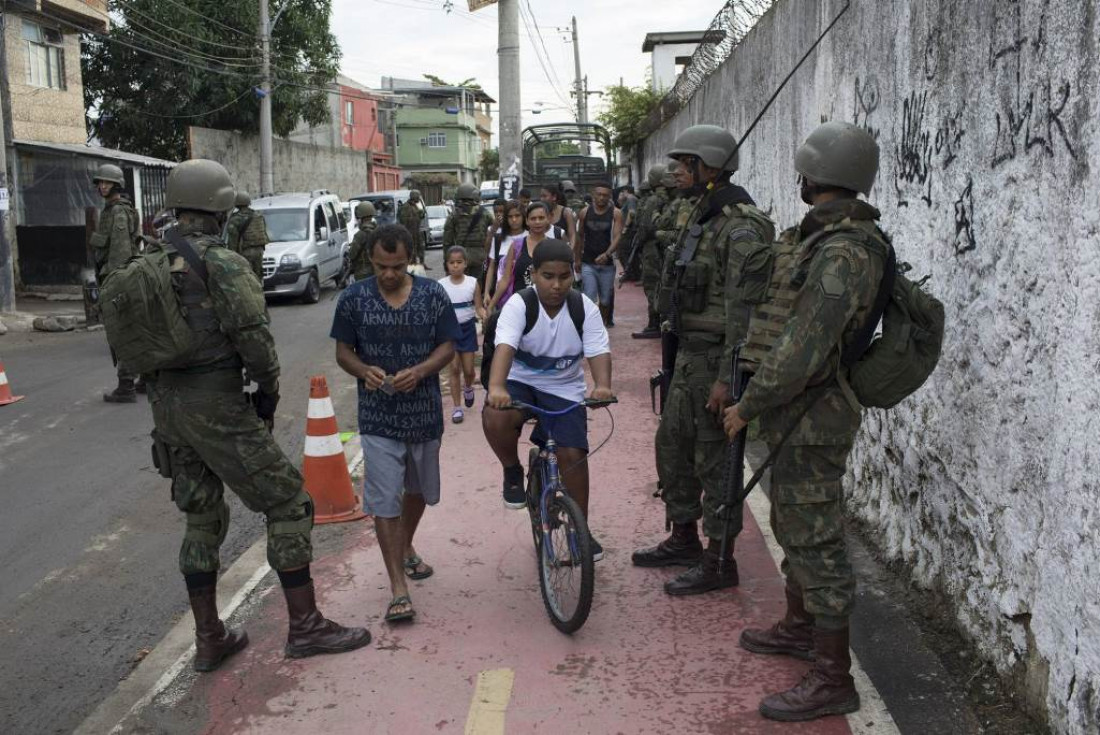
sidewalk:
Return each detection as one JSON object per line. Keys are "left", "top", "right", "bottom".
{"left": 100, "top": 283, "right": 876, "bottom": 734}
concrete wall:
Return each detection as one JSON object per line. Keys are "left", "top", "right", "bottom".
{"left": 641, "top": 1, "right": 1099, "bottom": 732}
{"left": 188, "top": 127, "right": 372, "bottom": 200}
{"left": 650, "top": 42, "right": 698, "bottom": 92}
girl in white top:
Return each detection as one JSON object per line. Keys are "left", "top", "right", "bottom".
{"left": 484, "top": 201, "right": 527, "bottom": 309}
{"left": 439, "top": 246, "right": 486, "bottom": 424}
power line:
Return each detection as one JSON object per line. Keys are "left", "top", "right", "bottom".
{"left": 517, "top": 3, "right": 572, "bottom": 114}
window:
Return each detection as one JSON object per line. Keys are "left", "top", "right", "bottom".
{"left": 427, "top": 132, "right": 447, "bottom": 148}
{"left": 22, "top": 20, "right": 66, "bottom": 90}
{"left": 345, "top": 100, "right": 354, "bottom": 125}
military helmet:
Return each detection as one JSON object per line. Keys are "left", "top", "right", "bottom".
{"left": 661, "top": 162, "right": 678, "bottom": 188}
{"left": 165, "top": 159, "right": 236, "bottom": 214}
{"left": 235, "top": 191, "right": 251, "bottom": 208}
{"left": 93, "top": 163, "right": 125, "bottom": 187}
{"left": 646, "top": 164, "right": 668, "bottom": 188}
{"left": 668, "top": 124, "right": 739, "bottom": 172}
{"left": 455, "top": 182, "right": 479, "bottom": 201}
{"left": 795, "top": 121, "right": 879, "bottom": 195}
{"left": 355, "top": 201, "right": 376, "bottom": 219}
{"left": 639, "top": 181, "right": 653, "bottom": 194}
{"left": 561, "top": 179, "right": 577, "bottom": 193}
{"left": 409, "top": 189, "right": 421, "bottom": 200}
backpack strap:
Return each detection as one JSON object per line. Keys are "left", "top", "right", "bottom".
{"left": 165, "top": 228, "right": 209, "bottom": 283}
{"left": 518, "top": 287, "right": 585, "bottom": 337}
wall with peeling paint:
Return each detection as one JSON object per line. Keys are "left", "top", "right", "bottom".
{"left": 640, "top": 0, "right": 1099, "bottom": 731}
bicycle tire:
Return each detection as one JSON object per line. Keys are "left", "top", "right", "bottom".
{"left": 537, "top": 492, "right": 595, "bottom": 634}
{"left": 525, "top": 447, "right": 543, "bottom": 552}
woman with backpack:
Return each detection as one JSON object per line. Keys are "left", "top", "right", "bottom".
{"left": 488, "top": 201, "right": 565, "bottom": 312}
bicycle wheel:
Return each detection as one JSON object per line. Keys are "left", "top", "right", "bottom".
{"left": 537, "top": 492, "right": 595, "bottom": 634}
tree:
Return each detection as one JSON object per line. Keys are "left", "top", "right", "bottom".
{"left": 83, "top": 0, "right": 341, "bottom": 160}
{"left": 422, "top": 74, "right": 481, "bottom": 91}
{"left": 479, "top": 148, "right": 499, "bottom": 180}
{"left": 597, "top": 83, "right": 663, "bottom": 151}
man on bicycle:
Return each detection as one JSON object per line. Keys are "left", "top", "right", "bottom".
{"left": 482, "top": 239, "right": 614, "bottom": 560}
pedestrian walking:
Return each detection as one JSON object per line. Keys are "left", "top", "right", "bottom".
{"left": 632, "top": 125, "right": 775, "bottom": 597}
{"left": 141, "top": 160, "right": 371, "bottom": 671}
{"left": 331, "top": 224, "right": 460, "bottom": 623}
{"left": 576, "top": 182, "right": 623, "bottom": 327}
{"left": 723, "top": 122, "right": 886, "bottom": 722}
{"left": 489, "top": 201, "right": 563, "bottom": 312}
{"left": 540, "top": 184, "right": 576, "bottom": 250}
{"left": 91, "top": 163, "right": 143, "bottom": 403}
{"left": 485, "top": 200, "right": 527, "bottom": 309}
{"left": 439, "top": 246, "right": 485, "bottom": 424}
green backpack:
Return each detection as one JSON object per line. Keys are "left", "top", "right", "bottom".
{"left": 98, "top": 233, "right": 202, "bottom": 374}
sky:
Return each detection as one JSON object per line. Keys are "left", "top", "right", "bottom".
{"left": 330, "top": 0, "right": 723, "bottom": 142}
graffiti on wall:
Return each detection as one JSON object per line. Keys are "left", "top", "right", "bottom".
{"left": 953, "top": 175, "right": 976, "bottom": 256}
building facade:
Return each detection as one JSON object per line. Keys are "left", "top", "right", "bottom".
{"left": 642, "top": 31, "right": 722, "bottom": 92}
{"left": 382, "top": 77, "right": 494, "bottom": 186}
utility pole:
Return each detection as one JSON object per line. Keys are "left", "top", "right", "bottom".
{"left": 497, "top": 0, "right": 521, "bottom": 199}
{"left": 571, "top": 17, "right": 592, "bottom": 155}
{"left": 259, "top": 0, "right": 274, "bottom": 196}
{"left": 0, "top": 12, "right": 15, "bottom": 312}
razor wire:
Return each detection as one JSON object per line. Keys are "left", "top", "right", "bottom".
{"left": 639, "top": 0, "right": 775, "bottom": 137}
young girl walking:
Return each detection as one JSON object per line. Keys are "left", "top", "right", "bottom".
{"left": 439, "top": 246, "right": 485, "bottom": 424}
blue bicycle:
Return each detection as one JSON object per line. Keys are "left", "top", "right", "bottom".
{"left": 507, "top": 397, "right": 616, "bottom": 634}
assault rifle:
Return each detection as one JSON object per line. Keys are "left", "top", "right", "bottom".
{"left": 646, "top": 0, "right": 851, "bottom": 416}
{"left": 717, "top": 345, "right": 749, "bottom": 577}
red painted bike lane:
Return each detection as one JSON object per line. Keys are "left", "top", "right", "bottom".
{"left": 133, "top": 285, "right": 855, "bottom": 735}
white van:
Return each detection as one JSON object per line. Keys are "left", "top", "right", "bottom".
{"left": 252, "top": 190, "right": 349, "bottom": 303}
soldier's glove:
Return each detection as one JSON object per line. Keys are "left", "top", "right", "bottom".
{"left": 251, "top": 388, "right": 279, "bottom": 429}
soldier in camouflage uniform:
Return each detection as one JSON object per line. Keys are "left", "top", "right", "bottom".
{"left": 724, "top": 122, "right": 884, "bottom": 722}
{"left": 92, "top": 163, "right": 143, "bottom": 403}
{"left": 225, "top": 191, "right": 269, "bottom": 282}
{"left": 347, "top": 200, "right": 378, "bottom": 281}
{"left": 631, "top": 126, "right": 775, "bottom": 597}
{"left": 442, "top": 182, "right": 490, "bottom": 280}
{"left": 630, "top": 164, "right": 675, "bottom": 338}
{"left": 398, "top": 189, "right": 427, "bottom": 267}
{"left": 562, "top": 179, "right": 585, "bottom": 216}
{"left": 148, "top": 159, "right": 371, "bottom": 672}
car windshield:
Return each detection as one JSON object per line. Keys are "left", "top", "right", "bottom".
{"left": 426, "top": 205, "right": 448, "bottom": 219}
{"left": 261, "top": 208, "right": 308, "bottom": 242}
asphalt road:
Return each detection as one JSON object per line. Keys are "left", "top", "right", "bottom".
{"left": 0, "top": 251, "right": 444, "bottom": 735}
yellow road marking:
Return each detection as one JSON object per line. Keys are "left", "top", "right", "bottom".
{"left": 464, "top": 668, "right": 515, "bottom": 735}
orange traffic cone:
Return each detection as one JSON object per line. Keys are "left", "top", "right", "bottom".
{"left": 0, "top": 361, "right": 24, "bottom": 406}
{"left": 304, "top": 375, "right": 366, "bottom": 524}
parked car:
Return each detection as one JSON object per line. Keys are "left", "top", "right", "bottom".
{"left": 348, "top": 189, "right": 431, "bottom": 246}
{"left": 426, "top": 204, "right": 449, "bottom": 248}
{"left": 252, "top": 190, "right": 349, "bottom": 303}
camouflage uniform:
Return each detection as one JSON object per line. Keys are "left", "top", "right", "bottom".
{"left": 226, "top": 206, "right": 269, "bottom": 282}
{"left": 636, "top": 186, "right": 670, "bottom": 312}
{"left": 347, "top": 221, "right": 377, "bottom": 281}
{"left": 736, "top": 199, "right": 886, "bottom": 627}
{"left": 398, "top": 200, "right": 425, "bottom": 263}
{"left": 655, "top": 185, "right": 774, "bottom": 544}
{"left": 442, "top": 201, "right": 489, "bottom": 279}
{"left": 93, "top": 194, "right": 141, "bottom": 386}
{"left": 148, "top": 220, "right": 313, "bottom": 576}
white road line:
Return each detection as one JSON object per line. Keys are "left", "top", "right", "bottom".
{"left": 75, "top": 438, "right": 364, "bottom": 735}
{"left": 743, "top": 458, "right": 901, "bottom": 735}
{"left": 463, "top": 668, "right": 515, "bottom": 735}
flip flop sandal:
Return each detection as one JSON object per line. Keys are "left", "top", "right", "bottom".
{"left": 385, "top": 595, "right": 416, "bottom": 623}
{"left": 463, "top": 386, "right": 475, "bottom": 407}
{"left": 404, "top": 555, "right": 434, "bottom": 580}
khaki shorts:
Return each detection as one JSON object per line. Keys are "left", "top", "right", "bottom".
{"left": 360, "top": 434, "right": 442, "bottom": 518}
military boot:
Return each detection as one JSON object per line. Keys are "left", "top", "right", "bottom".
{"left": 740, "top": 581, "right": 815, "bottom": 660}
{"left": 759, "top": 626, "right": 860, "bottom": 722}
{"left": 283, "top": 581, "right": 372, "bottom": 659}
{"left": 664, "top": 543, "right": 738, "bottom": 596}
{"left": 631, "top": 522, "right": 703, "bottom": 567}
{"left": 631, "top": 310, "right": 661, "bottom": 339}
{"left": 103, "top": 377, "right": 137, "bottom": 403}
{"left": 188, "top": 586, "right": 249, "bottom": 672}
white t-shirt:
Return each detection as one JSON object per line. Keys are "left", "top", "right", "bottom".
{"left": 495, "top": 291, "right": 610, "bottom": 402}
{"left": 438, "top": 274, "right": 477, "bottom": 323}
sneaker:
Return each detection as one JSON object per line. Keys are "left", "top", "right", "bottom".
{"left": 502, "top": 465, "right": 526, "bottom": 509}
{"left": 591, "top": 537, "right": 604, "bottom": 563}
{"left": 463, "top": 386, "right": 475, "bottom": 408}
{"left": 451, "top": 408, "right": 464, "bottom": 424}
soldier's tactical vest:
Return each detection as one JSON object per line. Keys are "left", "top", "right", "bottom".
{"left": 740, "top": 218, "right": 890, "bottom": 369}
{"left": 350, "top": 223, "right": 376, "bottom": 277}
{"left": 455, "top": 209, "right": 488, "bottom": 252}
{"left": 677, "top": 202, "right": 775, "bottom": 336}
{"left": 239, "top": 210, "right": 268, "bottom": 252}
{"left": 172, "top": 237, "right": 242, "bottom": 372}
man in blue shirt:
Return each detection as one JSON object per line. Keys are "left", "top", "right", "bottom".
{"left": 332, "top": 224, "right": 459, "bottom": 624}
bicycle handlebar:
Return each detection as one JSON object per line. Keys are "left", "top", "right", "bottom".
{"left": 505, "top": 397, "right": 618, "bottom": 416}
